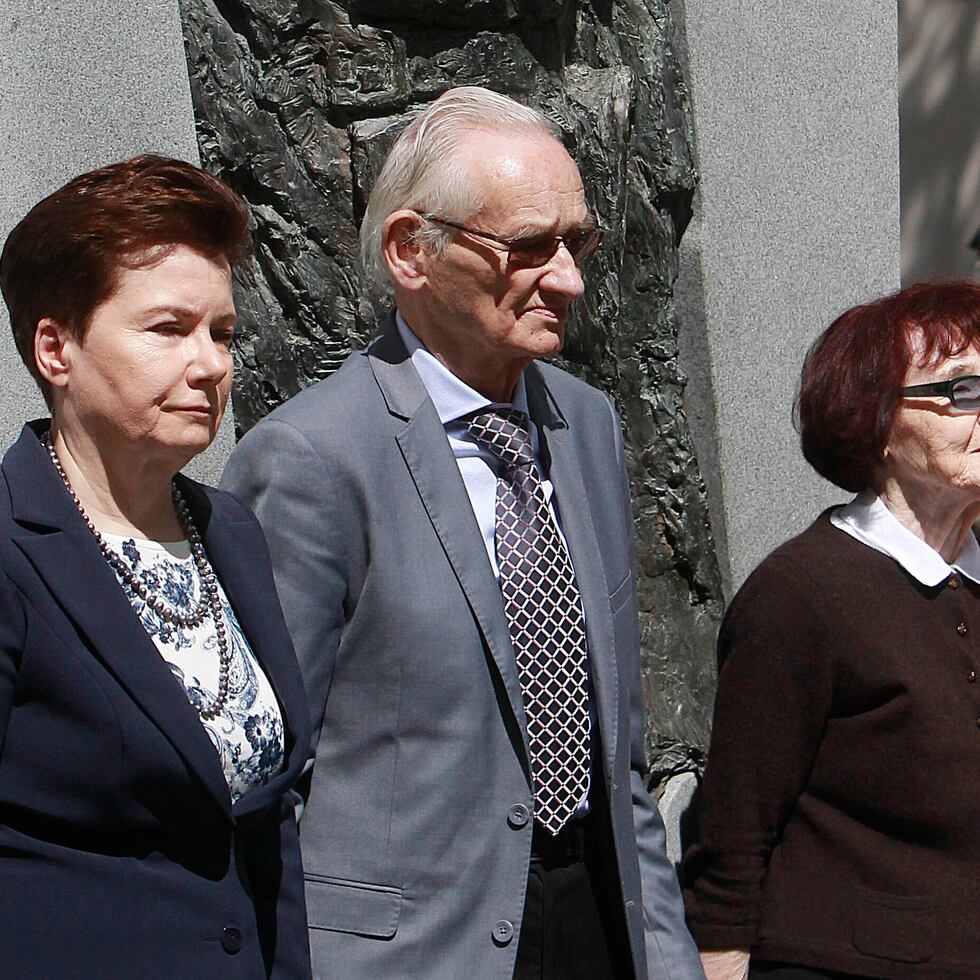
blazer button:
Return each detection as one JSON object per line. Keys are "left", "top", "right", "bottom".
{"left": 957, "top": 622, "right": 968, "bottom": 636}
{"left": 969, "top": 669, "right": 977, "bottom": 683}
{"left": 492, "top": 920, "right": 515, "bottom": 945}
{"left": 221, "top": 926, "right": 244, "bottom": 954}
{"left": 508, "top": 803, "right": 531, "bottom": 828}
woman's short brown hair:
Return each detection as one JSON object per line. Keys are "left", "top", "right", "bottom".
{"left": 0, "top": 155, "right": 250, "bottom": 404}
{"left": 795, "top": 280, "right": 980, "bottom": 492}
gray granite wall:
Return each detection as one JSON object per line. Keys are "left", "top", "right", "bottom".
{"left": 672, "top": 0, "right": 901, "bottom": 595}
{"left": 0, "top": 0, "right": 231, "bottom": 484}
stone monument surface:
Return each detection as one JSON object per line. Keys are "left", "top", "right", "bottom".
{"left": 178, "top": 0, "right": 722, "bottom": 784}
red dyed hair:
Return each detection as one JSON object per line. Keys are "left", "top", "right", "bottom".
{"left": 795, "top": 280, "right": 980, "bottom": 492}
{"left": 0, "top": 155, "right": 250, "bottom": 405}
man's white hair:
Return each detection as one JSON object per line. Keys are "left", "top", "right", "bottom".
{"left": 359, "top": 86, "right": 559, "bottom": 296}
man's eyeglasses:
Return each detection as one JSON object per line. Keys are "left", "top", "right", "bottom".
{"left": 420, "top": 214, "right": 603, "bottom": 268}
{"left": 901, "top": 375, "right": 980, "bottom": 413}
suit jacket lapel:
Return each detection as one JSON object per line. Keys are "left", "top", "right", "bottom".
{"left": 5, "top": 426, "right": 233, "bottom": 819}
{"left": 525, "top": 367, "right": 620, "bottom": 777}
{"left": 367, "top": 321, "right": 531, "bottom": 761}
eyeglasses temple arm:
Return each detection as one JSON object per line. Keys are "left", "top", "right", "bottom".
{"left": 901, "top": 380, "right": 952, "bottom": 396}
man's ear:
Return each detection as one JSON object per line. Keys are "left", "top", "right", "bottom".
{"left": 34, "top": 317, "right": 73, "bottom": 392}
{"left": 381, "top": 210, "right": 429, "bottom": 292}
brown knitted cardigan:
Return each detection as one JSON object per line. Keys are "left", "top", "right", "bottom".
{"left": 683, "top": 511, "right": 980, "bottom": 979}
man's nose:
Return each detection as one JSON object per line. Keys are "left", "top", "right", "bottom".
{"left": 539, "top": 241, "right": 586, "bottom": 299}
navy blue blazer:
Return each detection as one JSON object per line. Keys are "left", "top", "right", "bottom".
{"left": 0, "top": 423, "right": 313, "bottom": 979}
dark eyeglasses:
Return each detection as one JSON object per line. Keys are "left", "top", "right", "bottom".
{"left": 421, "top": 214, "right": 603, "bottom": 268}
{"left": 901, "top": 375, "right": 980, "bottom": 412}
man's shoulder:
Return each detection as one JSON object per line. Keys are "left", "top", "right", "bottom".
{"left": 256, "top": 347, "right": 379, "bottom": 432}
{"left": 531, "top": 359, "right": 603, "bottom": 396}
{"left": 528, "top": 360, "right": 613, "bottom": 419}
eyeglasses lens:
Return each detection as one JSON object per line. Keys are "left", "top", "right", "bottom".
{"left": 508, "top": 230, "right": 602, "bottom": 268}
{"left": 951, "top": 376, "right": 980, "bottom": 410}
{"left": 508, "top": 239, "right": 558, "bottom": 268}
{"left": 570, "top": 229, "right": 602, "bottom": 265}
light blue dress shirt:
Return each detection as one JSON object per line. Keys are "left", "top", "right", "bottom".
{"left": 395, "top": 310, "right": 593, "bottom": 816}
{"left": 395, "top": 311, "right": 565, "bottom": 577}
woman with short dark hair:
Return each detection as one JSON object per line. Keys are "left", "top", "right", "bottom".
{"left": 0, "top": 156, "right": 312, "bottom": 978}
{"left": 684, "top": 280, "right": 980, "bottom": 980}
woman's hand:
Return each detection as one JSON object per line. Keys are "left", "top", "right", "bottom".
{"left": 699, "top": 948, "right": 750, "bottom": 980}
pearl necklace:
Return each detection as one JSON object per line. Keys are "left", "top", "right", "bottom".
{"left": 42, "top": 431, "right": 231, "bottom": 720}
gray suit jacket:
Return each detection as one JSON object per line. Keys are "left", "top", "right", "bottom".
{"left": 221, "top": 317, "right": 704, "bottom": 980}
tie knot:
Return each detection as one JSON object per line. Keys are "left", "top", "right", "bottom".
{"left": 465, "top": 409, "right": 535, "bottom": 468}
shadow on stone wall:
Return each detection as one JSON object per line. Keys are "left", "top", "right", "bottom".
{"left": 899, "top": 0, "right": 980, "bottom": 282}
{"left": 178, "top": 0, "right": 721, "bottom": 800}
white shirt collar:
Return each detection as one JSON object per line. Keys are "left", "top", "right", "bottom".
{"left": 830, "top": 489, "right": 980, "bottom": 586}
{"left": 395, "top": 309, "right": 530, "bottom": 423}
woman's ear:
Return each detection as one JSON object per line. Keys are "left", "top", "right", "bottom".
{"left": 381, "top": 210, "right": 429, "bottom": 292}
{"left": 34, "top": 317, "right": 73, "bottom": 391}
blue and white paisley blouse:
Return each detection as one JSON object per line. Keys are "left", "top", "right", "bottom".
{"left": 103, "top": 532, "right": 285, "bottom": 804}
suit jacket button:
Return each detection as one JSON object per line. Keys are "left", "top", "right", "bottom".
{"left": 508, "top": 803, "right": 531, "bottom": 827}
{"left": 221, "top": 926, "right": 244, "bottom": 954}
{"left": 492, "top": 920, "right": 514, "bottom": 945}
{"left": 958, "top": 622, "right": 968, "bottom": 635}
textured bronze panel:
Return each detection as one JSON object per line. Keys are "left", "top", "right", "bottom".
{"left": 178, "top": 0, "right": 720, "bottom": 786}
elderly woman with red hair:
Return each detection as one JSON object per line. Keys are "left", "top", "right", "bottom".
{"left": 0, "top": 157, "right": 312, "bottom": 978}
{"left": 684, "top": 281, "right": 980, "bottom": 980}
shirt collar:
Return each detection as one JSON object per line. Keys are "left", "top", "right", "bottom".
{"left": 830, "top": 489, "right": 980, "bottom": 586}
{"left": 395, "top": 309, "right": 529, "bottom": 423}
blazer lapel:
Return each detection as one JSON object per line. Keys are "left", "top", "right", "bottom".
{"left": 5, "top": 426, "right": 233, "bottom": 819}
{"left": 181, "top": 478, "right": 313, "bottom": 816}
{"left": 525, "top": 368, "right": 620, "bottom": 777}
{"left": 367, "top": 321, "right": 532, "bottom": 760}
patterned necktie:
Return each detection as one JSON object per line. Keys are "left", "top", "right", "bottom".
{"left": 466, "top": 408, "right": 590, "bottom": 835}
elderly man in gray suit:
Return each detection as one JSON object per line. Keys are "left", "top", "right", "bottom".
{"left": 222, "top": 86, "right": 704, "bottom": 980}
